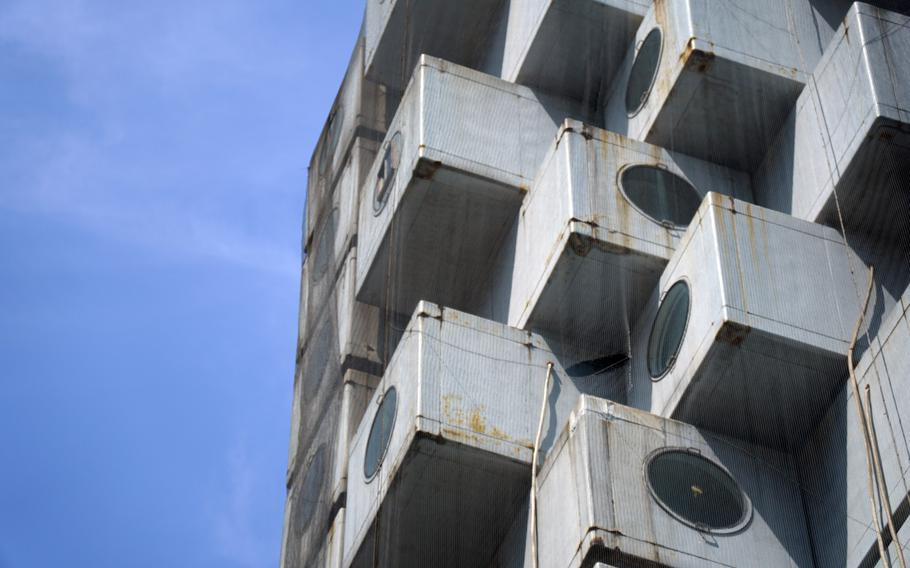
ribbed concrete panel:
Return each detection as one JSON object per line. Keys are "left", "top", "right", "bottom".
{"left": 491, "top": 397, "right": 813, "bottom": 567}
{"left": 603, "top": 0, "right": 852, "bottom": 170}
{"left": 628, "top": 193, "right": 859, "bottom": 448}
{"left": 356, "top": 56, "right": 585, "bottom": 318}
{"left": 343, "top": 302, "right": 618, "bottom": 568}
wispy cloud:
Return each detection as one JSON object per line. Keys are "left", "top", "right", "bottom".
{"left": 0, "top": 0, "right": 305, "bottom": 276}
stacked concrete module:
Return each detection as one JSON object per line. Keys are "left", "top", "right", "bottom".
{"left": 300, "top": 140, "right": 380, "bottom": 350}
{"left": 754, "top": 2, "right": 910, "bottom": 230}
{"left": 506, "top": 119, "right": 752, "bottom": 361}
{"left": 283, "top": 368, "right": 377, "bottom": 568}
{"left": 482, "top": 0, "right": 650, "bottom": 107}
{"left": 627, "top": 193, "right": 861, "bottom": 448}
{"left": 343, "top": 302, "right": 619, "bottom": 568}
{"left": 798, "top": 287, "right": 910, "bottom": 567}
{"left": 602, "top": 0, "right": 874, "bottom": 171}
{"left": 285, "top": 1, "right": 910, "bottom": 566}
{"left": 286, "top": 28, "right": 401, "bottom": 567}
{"left": 304, "top": 33, "right": 393, "bottom": 250}
{"left": 753, "top": 2, "right": 910, "bottom": 323}
{"left": 289, "top": 254, "right": 375, "bottom": 479}
{"left": 494, "top": 396, "right": 815, "bottom": 568}
{"left": 355, "top": 56, "right": 587, "bottom": 318}
{"left": 363, "top": 0, "right": 505, "bottom": 92}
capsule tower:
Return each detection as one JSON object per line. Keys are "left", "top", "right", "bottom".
{"left": 283, "top": 1, "right": 910, "bottom": 566}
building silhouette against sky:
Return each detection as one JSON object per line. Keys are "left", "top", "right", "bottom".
{"left": 284, "top": 1, "right": 910, "bottom": 566}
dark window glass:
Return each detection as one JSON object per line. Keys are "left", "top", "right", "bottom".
{"left": 565, "top": 353, "right": 629, "bottom": 377}
{"left": 647, "top": 280, "right": 690, "bottom": 378}
{"left": 302, "top": 318, "right": 333, "bottom": 399}
{"left": 621, "top": 165, "right": 701, "bottom": 227}
{"left": 364, "top": 387, "right": 398, "bottom": 480}
{"left": 625, "top": 28, "right": 662, "bottom": 116}
{"left": 373, "top": 131, "right": 401, "bottom": 214}
{"left": 647, "top": 450, "right": 750, "bottom": 532}
{"left": 293, "top": 444, "right": 326, "bottom": 534}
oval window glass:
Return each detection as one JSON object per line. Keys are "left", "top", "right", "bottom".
{"left": 302, "top": 317, "right": 333, "bottom": 400}
{"left": 621, "top": 165, "right": 702, "bottom": 227}
{"left": 293, "top": 444, "right": 326, "bottom": 534}
{"left": 625, "top": 28, "right": 662, "bottom": 116}
{"left": 647, "top": 280, "right": 690, "bottom": 378}
{"left": 373, "top": 132, "right": 401, "bottom": 215}
{"left": 364, "top": 387, "right": 398, "bottom": 480}
{"left": 647, "top": 450, "right": 750, "bottom": 532}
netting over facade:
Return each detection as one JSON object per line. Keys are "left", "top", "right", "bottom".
{"left": 285, "top": 1, "right": 910, "bottom": 566}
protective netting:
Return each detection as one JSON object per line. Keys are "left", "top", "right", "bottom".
{"left": 286, "top": 0, "right": 910, "bottom": 566}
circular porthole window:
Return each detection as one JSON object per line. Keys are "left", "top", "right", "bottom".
{"left": 318, "top": 106, "right": 345, "bottom": 178}
{"left": 625, "top": 28, "right": 663, "bottom": 116}
{"left": 646, "top": 449, "right": 751, "bottom": 533}
{"left": 364, "top": 387, "right": 398, "bottom": 480}
{"left": 620, "top": 165, "right": 702, "bottom": 228}
{"left": 647, "top": 280, "right": 690, "bottom": 379}
{"left": 302, "top": 318, "right": 333, "bottom": 400}
{"left": 373, "top": 132, "right": 401, "bottom": 215}
{"left": 293, "top": 444, "right": 327, "bottom": 535}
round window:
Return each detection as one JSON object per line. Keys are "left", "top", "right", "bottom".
{"left": 302, "top": 317, "right": 333, "bottom": 400}
{"left": 364, "top": 387, "right": 398, "bottom": 480}
{"left": 620, "top": 165, "right": 702, "bottom": 227}
{"left": 647, "top": 280, "right": 690, "bottom": 378}
{"left": 625, "top": 28, "right": 662, "bottom": 116}
{"left": 373, "top": 132, "right": 402, "bottom": 215}
{"left": 318, "top": 105, "right": 345, "bottom": 178}
{"left": 293, "top": 444, "right": 327, "bottom": 535}
{"left": 646, "top": 449, "right": 751, "bottom": 533}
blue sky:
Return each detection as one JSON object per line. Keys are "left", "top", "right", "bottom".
{"left": 0, "top": 1, "right": 362, "bottom": 566}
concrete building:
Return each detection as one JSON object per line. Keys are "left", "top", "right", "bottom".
{"left": 285, "top": 1, "right": 910, "bottom": 566}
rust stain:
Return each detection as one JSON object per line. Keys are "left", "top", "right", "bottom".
{"left": 612, "top": 152, "right": 635, "bottom": 248}
{"left": 717, "top": 321, "right": 751, "bottom": 347}
{"left": 569, "top": 233, "right": 593, "bottom": 257}
{"left": 654, "top": 0, "right": 669, "bottom": 28}
{"left": 745, "top": 202, "right": 758, "bottom": 261}
{"left": 580, "top": 124, "right": 595, "bottom": 141}
{"left": 469, "top": 407, "right": 487, "bottom": 434}
{"left": 441, "top": 427, "right": 483, "bottom": 446}
{"left": 442, "top": 394, "right": 465, "bottom": 426}
{"left": 490, "top": 426, "right": 510, "bottom": 440}
{"left": 878, "top": 127, "right": 895, "bottom": 142}
{"left": 682, "top": 38, "right": 716, "bottom": 74}
{"left": 413, "top": 158, "right": 442, "bottom": 180}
